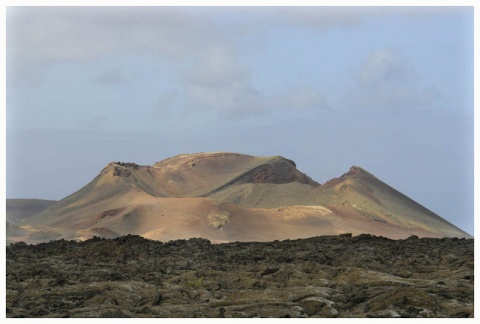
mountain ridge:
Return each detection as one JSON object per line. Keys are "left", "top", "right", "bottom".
{"left": 7, "top": 152, "right": 471, "bottom": 244}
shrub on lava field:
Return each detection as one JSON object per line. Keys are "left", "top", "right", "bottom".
{"left": 208, "top": 212, "right": 230, "bottom": 229}
{"left": 185, "top": 276, "right": 205, "bottom": 289}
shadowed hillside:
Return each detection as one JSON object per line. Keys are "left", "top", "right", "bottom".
{"left": 6, "top": 199, "right": 57, "bottom": 224}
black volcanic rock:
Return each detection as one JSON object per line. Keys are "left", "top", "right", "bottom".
{"left": 6, "top": 235, "right": 474, "bottom": 318}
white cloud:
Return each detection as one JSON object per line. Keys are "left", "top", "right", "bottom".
{"left": 356, "top": 49, "right": 417, "bottom": 86}
{"left": 184, "top": 46, "right": 249, "bottom": 89}
{"left": 343, "top": 49, "right": 443, "bottom": 112}
{"left": 8, "top": 7, "right": 454, "bottom": 119}
{"left": 94, "top": 68, "right": 127, "bottom": 85}
{"left": 8, "top": 7, "right": 334, "bottom": 121}
{"left": 185, "top": 82, "right": 261, "bottom": 117}
{"left": 273, "top": 7, "right": 361, "bottom": 30}
{"left": 182, "top": 45, "right": 261, "bottom": 116}
{"left": 7, "top": 6, "right": 465, "bottom": 72}
{"left": 184, "top": 77, "right": 329, "bottom": 118}
{"left": 264, "top": 6, "right": 463, "bottom": 33}
{"left": 7, "top": 7, "right": 222, "bottom": 71}
{"left": 179, "top": 43, "right": 330, "bottom": 117}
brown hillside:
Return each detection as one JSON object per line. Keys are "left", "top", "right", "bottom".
{"left": 6, "top": 199, "right": 57, "bottom": 224}
{"left": 9, "top": 152, "right": 471, "bottom": 244}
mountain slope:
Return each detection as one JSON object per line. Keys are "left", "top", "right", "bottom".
{"left": 149, "top": 152, "right": 320, "bottom": 197}
{"left": 6, "top": 199, "right": 58, "bottom": 224}
{"left": 317, "top": 166, "right": 466, "bottom": 238}
{"left": 209, "top": 166, "right": 469, "bottom": 239}
{"left": 10, "top": 152, "right": 471, "bottom": 244}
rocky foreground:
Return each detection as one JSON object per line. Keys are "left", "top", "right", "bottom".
{"left": 6, "top": 234, "right": 474, "bottom": 318}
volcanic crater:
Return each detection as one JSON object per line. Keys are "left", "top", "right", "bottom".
{"left": 7, "top": 152, "right": 471, "bottom": 245}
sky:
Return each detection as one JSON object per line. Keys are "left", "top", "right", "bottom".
{"left": 4, "top": 4, "right": 475, "bottom": 235}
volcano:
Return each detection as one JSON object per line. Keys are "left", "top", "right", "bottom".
{"left": 7, "top": 152, "right": 471, "bottom": 244}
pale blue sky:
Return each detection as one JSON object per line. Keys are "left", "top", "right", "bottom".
{"left": 6, "top": 6, "right": 474, "bottom": 235}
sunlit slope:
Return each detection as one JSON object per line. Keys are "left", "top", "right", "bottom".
{"left": 25, "top": 153, "right": 318, "bottom": 227}
{"left": 18, "top": 153, "right": 321, "bottom": 241}
{"left": 211, "top": 166, "right": 470, "bottom": 238}
{"left": 318, "top": 166, "right": 470, "bottom": 239}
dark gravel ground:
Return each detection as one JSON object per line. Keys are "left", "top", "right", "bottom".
{"left": 6, "top": 234, "right": 474, "bottom": 318}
